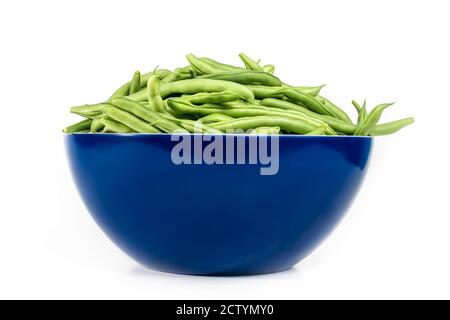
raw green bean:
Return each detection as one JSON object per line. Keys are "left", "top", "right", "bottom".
{"left": 136, "top": 69, "right": 171, "bottom": 87}
{"left": 147, "top": 75, "right": 165, "bottom": 112}
{"left": 272, "top": 88, "right": 332, "bottom": 116}
{"left": 109, "top": 69, "right": 171, "bottom": 99}
{"left": 174, "top": 66, "right": 194, "bottom": 74}
{"left": 160, "top": 72, "right": 177, "bottom": 84}
{"left": 102, "top": 105, "right": 161, "bottom": 133}
{"left": 198, "top": 113, "right": 235, "bottom": 123}
{"left": 201, "top": 57, "right": 244, "bottom": 72}
{"left": 149, "top": 69, "right": 172, "bottom": 85}
{"left": 128, "top": 79, "right": 255, "bottom": 103}
{"left": 129, "top": 71, "right": 141, "bottom": 95}
{"left": 370, "top": 117, "right": 415, "bottom": 136}
{"left": 293, "top": 85, "right": 325, "bottom": 97}
{"left": 100, "top": 118, "right": 135, "bottom": 133}
{"left": 305, "top": 126, "right": 327, "bottom": 136}
{"left": 110, "top": 83, "right": 131, "bottom": 99}
{"left": 262, "top": 64, "right": 275, "bottom": 74}
{"left": 183, "top": 91, "right": 244, "bottom": 104}
{"left": 179, "top": 120, "right": 223, "bottom": 134}
{"left": 226, "top": 100, "right": 340, "bottom": 134}
{"left": 315, "top": 95, "right": 353, "bottom": 123}
{"left": 352, "top": 100, "right": 361, "bottom": 113}
{"left": 260, "top": 98, "right": 355, "bottom": 134}
{"left": 238, "top": 52, "right": 264, "bottom": 71}
{"left": 111, "top": 97, "right": 183, "bottom": 133}
{"left": 63, "top": 119, "right": 93, "bottom": 133}
{"left": 90, "top": 119, "right": 105, "bottom": 133}
{"left": 166, "top": 98, "right": 335, "bottom": 134}
{"left": 250, "top": 126, "right": 280, "bottom": 134}
{"left": 158, "top": 112, "right": 222, "bottom": 134}
{"left": 161, "top": 71, "right": 193, "bottom": 83}
{"left": 161, "top": 66, "right": 194, "bottom": 83}
{"left": 210, "top": 116, "right": 324, "bottom": 135}
{"left": 71, "top": 103, "right": 107, "bottom": 118}
{"left": 354, "top": 102, "right": 394, "bottom": 136}
{"left": 246, "top": 85, "right": 324, "bottom": 99}
{"left": 198, "top": 71, "right": 282, "bottom": 87}
{"left": 246, "top": 85, "right": 284, "bottom": 99}
{"left": 355, "top": 100, "right": 367, "bottom": 132}
{"left": 66, "top": 53, "right": 413, "bottom": 136}
{"left": 186, "top": 53, "right": 222, "bottom": 75}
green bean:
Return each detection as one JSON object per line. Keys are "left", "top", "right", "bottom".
{"left": 90, "top": 119, "right": 105, "bottom": 132}
{"left": 180, "top": 121, "right": 223, "bottom": 134}
{"left": 110, "top": 84, "right": 131, "bottom": 99}
{"left": 71, "top": 103, "right": 107, "bottom": 118}
{"left": 186, "top": 53, "right": 222, "bottom": 75}
{"left": 260, "top": 98, "right": 355, "bottom": 134}
{"left": 139, "top": 101, "right": 156, "bottom": 112}
{"left": 161, "top": 66, "right": 194, "bottom": 83}
{"left": 250, "top": 126, "right": 280, "bottom": 134}
{"left": 351, "top": 100, "right": 361, "bottom": 113}
{"left": 102, "top": 105, "right": 161, "bottom": 133}
{"left": 201, "top": 57, "right": 244, "bottom": 72}
{"left": 160, "top": 79, "right": 255, "bottom": 102}
{"left": 238, "top": 52, "right": 264, "bottom": 71}
{"left": 198, "top": 71, "right": 282, "bottom": 87}
{"left": 246, "top": 85, "right": 324, "bottom": 99}
{"left": 262, "top": 64, "right": 275, "bottom": 74}
{"left": 110, "top": 97, "right": 183, "bottom": 133}
{"left": 147, "top": 75, "right": 165, "bottom": 113}
{"left": 129, "top": 71, "right": 141, "bottom": 94}
{"left": 225, "top": 100, "right": 341, "bottom": 134}
{"left": 128, "top": 79, "right": 255, "bottom": 103}
{"left": 136, "top": 69, "right": 171, "bottom": 87}
{"left": 183, "top": 91, "right": 244, "bottom": 104}
{"left": 63, "top": 119, "right": 93, "bottom": 133}
{"left": 161, "top": 71, "right": 193, "bottom": 83}
{"left": 305, "top": 126, "right": 327, "bottom": 136}
{"left": 198, "top": 113, "right": 235, "bottom": 123}
{"left": 210, "top": 116, "right": 324, "bottom": 135}
{"left": 245, "top": 85, "right": 284, "bottom": 99}
{"left": 160, "top": 73, "right": 176, "bottom": 84}
{"left": 293, "top": 85, "right": 325, "bottom": 97}
{"left": 66, "top": 53, "right": 413, "bottom": 136}
{"left": 354, "top": 102, "right": 394, "bottom": 136}
{"left": 151, "top": 69, "right": 172, "bottom": 84}
{"left": 315, "top": 95, "right": 353, "bottom": 123}
{"left": 370, "top": 117, "right": 415, "bottom": 136}
{"left": 272, "top": 88, "right": 332, "bottom": 116}
{"left": 100, "top": 118, "right": 135, "bottom": 133}
{"left": 355, "top": 100, "right": 367, "bottom": 132}
{"left": 109, "top": 69, "right": 171, "bottom": 99}
{"left": 158, "top": 112, "right": 222, "bottom": 134}
{"left": 174, "top": 66, "right": 194, "bottom": 74}
{"left": 166, "top": 98, "right": 335, "bottom": 134}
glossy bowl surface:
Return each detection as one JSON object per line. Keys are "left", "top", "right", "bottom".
{"left": 65, "top": 134, "right": 372, "bottom": 275}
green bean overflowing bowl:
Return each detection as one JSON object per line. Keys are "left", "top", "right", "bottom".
{"left": 64, "top": 53, "right": 414, "bottom": 135}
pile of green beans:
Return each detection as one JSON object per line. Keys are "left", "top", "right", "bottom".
{"left": 64, "top": 53, "right": 414, "bottom": 136}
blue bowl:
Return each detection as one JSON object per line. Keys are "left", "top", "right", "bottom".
{"left": 65, "top": 134, "right": 372, "bottom": 276}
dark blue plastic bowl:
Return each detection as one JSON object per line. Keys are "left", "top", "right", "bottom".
{"left": 65, "top": 134, "right": 372, "bottom": 276}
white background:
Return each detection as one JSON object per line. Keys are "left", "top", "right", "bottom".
{"left": 0, "top": 0, "right": 449, "bottom": 299}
